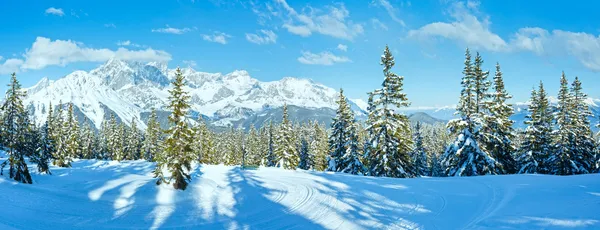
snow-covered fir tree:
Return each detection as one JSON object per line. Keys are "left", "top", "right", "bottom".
{"left": 126, "top": 117, "right": 142, "bottom": 160}
{"left": 366, "top": 45, "right": 414, "bottom": 178}
{"left": 33, "top": 122, "right": 53, "bottom": 174}
{"left": 517, "top": 82, "right": 553, "bottom": 174}
{"left": 52, "top": 101, "right": 69, "bottom": 167}
{"left": 63, "top": 103, "right": 80, "bottom": 164}
{"left": 224, "top": 127, "right": 241, "bottom": 166}
{"left": 113, "top": 123, "right": 126, "bottom": 161}
{"left": 550, "top": 72, "right": 584, "bottom": 175}
{"left": 298, "top": 137, "right": 310, "bottom": 170}
{"left": 264, "top": 121, "right": 277, "bottom": 167}
{"left": 341, "top": 120, "right": 365, "bottom": 175}
{"left": 0, "top": 73, "right": 32, "bottom": 183}
{"left": 480, "top": 63, "right": 517, "bottom": 174}
{"left": 429, "top": 152, "right": 444, "bottom": 177}
{"left": 275, "top": 104, "right": 298, "bottom": 169}
{"left": 105, "top": 114, "right": 118, "bottom": 160}
{"left": 312, "top": 121, "right": 329, "bottom": 171}
{"left": 327, "top": 88, "right": 354, "bottom": 172}
{"left": 442, "top": 49, "right": 501, "bottom": 176}
{"left": 143, "top": 108, "right": 162, "bottom": 161}
{"left": 246, "top": 125, "right": 262, "bottom": 166}
{"left": 568, "top": 77, "right": 596, "bottom": 173}
{"left": 80, "top": 117, "right": 95, "bottom": 159}
{"left": 412, "top": 122, "right": 429, "bottom": 176}
{"left": 154, "top": 67, "right": 195, "bottom": 190}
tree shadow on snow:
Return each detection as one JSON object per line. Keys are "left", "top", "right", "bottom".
{"left": 303, "top": 171, "right": 432, "bottom": 229}
{"left": 222, "top": 167, "right": 325, "bottom": 229}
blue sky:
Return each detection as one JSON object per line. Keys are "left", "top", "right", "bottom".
{"left": 0, "top": 0, "right": 599, "bottom": 107}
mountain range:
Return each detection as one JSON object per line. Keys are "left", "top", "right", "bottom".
{"left": 23, "top": 59, "right": 367, "bottom": 131}
{"left": 22, "top": 59, "right": 600, "bottom": 132}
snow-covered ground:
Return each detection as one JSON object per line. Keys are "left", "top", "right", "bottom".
{"left": 0, "top": 159, "right": 599, "bottom": 230}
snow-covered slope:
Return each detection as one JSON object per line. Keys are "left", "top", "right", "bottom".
{"left": 1, "top": 159, "right": 599, "bottom": 229}
{"left": 24, "top": 59, "right": 365, "bottom": 129}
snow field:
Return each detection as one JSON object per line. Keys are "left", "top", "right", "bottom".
{"left": 0, "top": 159, "right": 599, "bottom": 229}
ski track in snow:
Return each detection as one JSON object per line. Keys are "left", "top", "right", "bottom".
{"left": 0, "top": 159, "right": 599, "bottom": 230}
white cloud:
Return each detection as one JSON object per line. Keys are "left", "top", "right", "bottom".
{"left": 407, "top": 1, "right": 508, "bottom": 52}
{"left": 116, "top": 40, "right": 142, "bottom": 48}
{"left": 117, "top": 40, "right": 131, "bottom": 46}
{"left": 19, "top": 37, "right": 171, "bottom": 70}
{"left": 104, "top": 23, "right": 117, "bottom": 28}
{"left": 337, "top": 44, "right": 348, "bottom": 52}
{"left": 297, "top": 51, "right": 351, "bottom": 65}
{"left": 511, "top": 28, "right": 600, "bottom": 71}
{"left": 372, "top": 0, "right": 406, "bottom": 26}
{"left": 0, "top": 59, "right": 24, "bottom": 74}
{"left": 151, "top": 25, "right": 193, "bottom": 34}
{"left": 183, "top": 60, "right": 197, "bottom": 68}
{"left": 370, "top": 18, "right": 388, "bottom": 30}
{"left": 245, "top": 30, "right": 277, "bottom": 44}
{"left": 407, "top": 0, "right": 600, "bottom": 72}
{"left": 276, "top": 0, "right": 363, "bottom": 40}
{"left": 45, "top": 7, "right": 64, "bottom": 16}
{"left": 202, "top": 32, "right": 231, "bottom": 44}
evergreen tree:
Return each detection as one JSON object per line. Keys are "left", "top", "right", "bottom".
{"left": 298, "top": 137, "right": 310, "bottom": 170}
{"left": 473, "top": 52, "right": 491, "bottom": 116}
{"left": 80, "top": 118, "right": 95, "bottom": 159}
{"left": 569, "top": 77, "right": 596, "bottom": 173}
{"left": 106, "top": 114, "right": 118, "bottom": 160}
{"left": 429, "top": 152, "right": 444, "bottom": 177}
{"left": 0, "top": 73, "right": 32, "bottom": 183}
{"left": 224, "top": 127, "right": 240, "bottom": 166}
{"left": 550, "top": 72, "right": 582, "bottom": 175}
{"left": 143, "top": 109, "right": 162, "bottom": 161}
{"left": 327, "top": 88, "right": 353, "bottom": 172}
{"left": 52, "top": 101, "right": 69, "bottom": 167}
{"left": 454, "top": 48, "right": 476, "bottom": 132}
{"left": 265, "top": 121, "right": 277, "bottom": 167}
{"left": 63, "top": 103, "right": 80, "bottom": 163}
{"left": 246, "top": 125, "right": 262, "bottom": 166}
{"left": 155, "top": 67, "right": 195, "bottom": 190}
{"left": 443, "top": 50, "right": 501, "bottom": 176}
{"left": 33, "top": 122, "right": 53, "bottom": 174}
{"left": 480, "top": 63, "right": 517, "bottom": 174}
{"left": 126, "top": 117, "right": 141, "bottom": 160}
{"left": 517, "top": 83, "right": 553, "bottom": 174}
{"left": 367, "top": 45, "right": 414, "bottom": 178}
{"left": 341, "top": 120, "right": 365, "bottom": 175}
{"left": 412, "top": 122, "right": 429, "bottom": 176}
{"left": 275, "top": 104, "right": 298, "bottom": 169}
{"left": 312, "top": 121, "right": 329, "bottom": 171}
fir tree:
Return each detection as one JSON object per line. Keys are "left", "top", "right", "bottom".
{"left": 412, "top": 122, "right": 429, "bottom": 176}
{"left": 265, "top": 121, "right": 277, "bottom": 167}
{"left": 33, "top": 122, "right": 53, "bottom": 174}
{"left": 550, "top": 72, "right": 582, "bottom": 175}
{"left": 367, "top": 45, "right": 414, "bottom": 178}
{"left": 106, "top": 114, "right": 118, "bottom": 160}
{"left": 52, "top": 101, "right": 69, "bottom": 167}
{"left": 443, "top": 50, "right": 501, "bottom": 176}
{"left": 429, "top": 152, "right": 444, "bottom": 177}
{"left": 143, "top": 109, "right": 162, "bottom": 161}
{"left": 155, "top": 67, "right": 195, "bottom": 190}
{"left": 298, "top": 138, "right": 310, "bottom": 170}
{"left": 327, "top": 88, "right": 353, "bottom": 172}
{"left": 246, "top": 125, "right": 262, "bottom": 166}
{"left": 275, "top": 104, "right": 298, "bottom": 169}
{"left": 80, "top": 117, "right": 95, "bottom": 159}
{"left": 312, "top": 121, "right": 329, "bottom": 171}
{"left": 126, "top": 117, "right": 141, "bottom": 160}
{"left": 517, "top": 83, "right": 553, "bottom": 174}
{"left": 480, "top": 63, "right": 517, "bottom": 174}
{"left": 569, "top": 77, "right": 596, "bottom": 173}
{"left": 0, "top": 73, "right": 32, "bottom": 183}
{"left": 63, "top": 103, "right": 80, "bottom": 164}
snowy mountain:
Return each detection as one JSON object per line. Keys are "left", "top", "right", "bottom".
{"left": 24, "top": 59, "right": 366, "bottom": 130}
